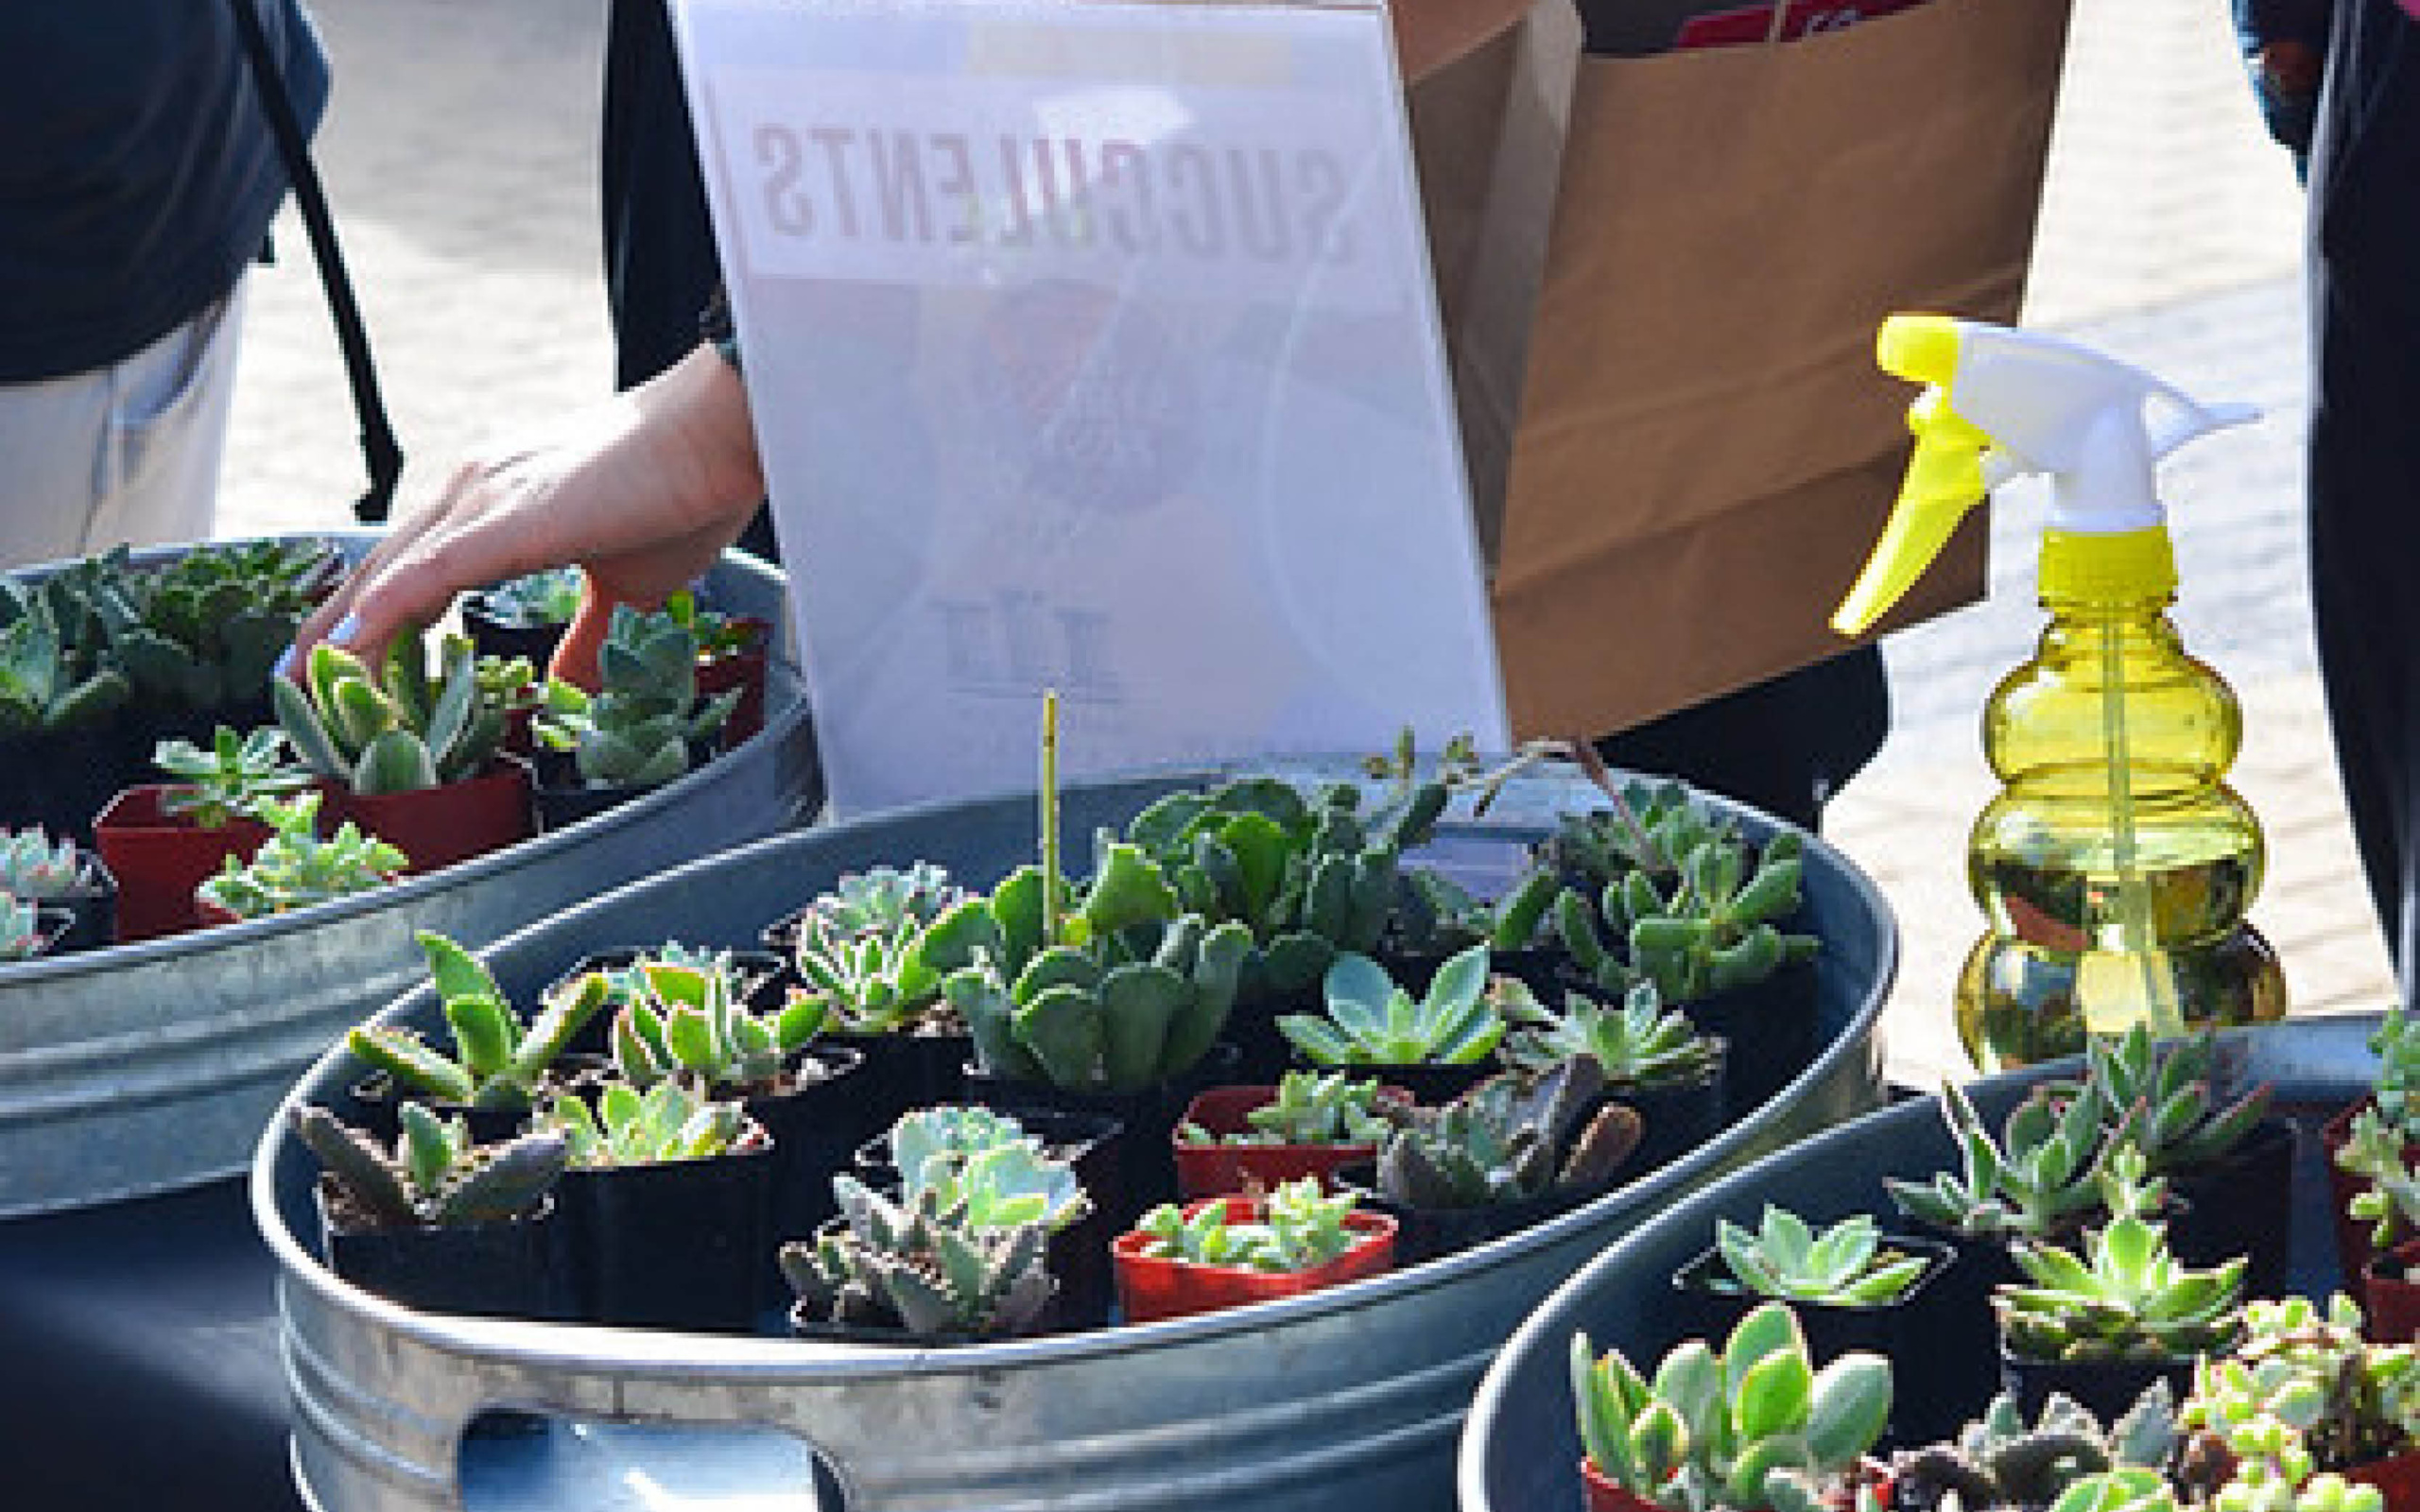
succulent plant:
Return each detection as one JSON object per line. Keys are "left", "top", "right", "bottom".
{"left": 1709, "top": 1207, "right": 1936, "bottom": 1308}
{"left": 1388, "top": 863, "right": 1566, "bottom": 956}
{"left": 2329, "top": 1108, "right": 2420, "bottom": 1252}
{"left": 1994, "top": 1211, "right": 2246, "bottom": 1365}
{"left": 924, "top": 842, "right": 1238, "bottom": 1087}
{"left": 1179, "top": 1069, "right": 1395, "bottom": 1147}
{"left": 1569, "top": 1298, "right": 1893, "bottom": 1512}
{"left": 531, "top": 603, "right": 737, "bottom": 789}
{"left": 604, "top": 954, "right": 826, "bottom": 1094}
{"left": 1887, "top": 1081, "right": 2162, "bottom": 1242}
{"left": 2176, "top": 1294, "right": 2420, "bottom": 1486}
{"left": 1553, "top": 813, "right": 1819, "bottom": 1005}
{"left": 276, "top": 633, "right": 510, "bottom": 795}
{"left": 2046, "top": 1469, "right": 2184, "bottom": 1512}
{"left": 1278, "top": 945, "right": 1506, "bottom": 1068}
{"left": 1370, "top": 1056, "right": 1640, "bottom": 1210}
{"left": 885, "top": 1105, "right": 1040, "bottom": 1181}
{"left": 543, "top": 1077, "right": 758, "bottom": 1168}
{"left": 2176, "top": 1297, "right": 2409, "bottom": 1512}
{"left": 346, "top": 931, "right": 611, "bottom": 1111}
{"left": 0, "top": 593, "right": 129, "bottom": 735}
{"left": 2037, "top": 1023, "right": 2273, "bottom": 1175}
{"left": 784, "top": 863, "right": 969, "bottom": 1035}
{"left": 196, "top": 793, "right": 408, "bottom": 919}
{"left": 151, "top": 724, "right": 317, "bottom": 827}
{"left": 0, "top": 891, "right": 60, "bottom": 961}
{"left": 781, "top": 1173, "right": 1057, "bottom": 1339}
{"left": 2363, "top": 1006, "right": 2420, "bottom": 1146}
{"left": 473, "top": 566, "right": 583, "bottom": 628}
{"left": 895, "top": 1127, "right": 1091, "bottom": 1237}
{"left": 1889, "top": 1383, "right": 2181, "bottom": 1512}
{"left": 662, "top": 587, "right": 762, "bottom": 661}
{"left": 1132, "top": 1177, "right": 1366, "bottom": 1273}
{"left": 927, "top": 695, "right": 1250, "bottom": 1094}
{"left": 1497, "top": 977, "right": 1723, "bottom": 1087}
{"left": 293, "top": 1099, "right": 566, "bottom": 1229}
{"left": 1123, "top": 769, "right": 1452, "bottom": 996}
{"left": 102, "top": 537, "right": 339, "bottom": 712}
{"left": 0, "top": 826, "right": 93, "bottom": 899}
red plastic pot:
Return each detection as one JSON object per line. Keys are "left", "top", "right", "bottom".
{"left": 1170, "top": 1084, "right": 1409, "bottom": 1200}
{"left": 1111, "top": 1195, "right": 1395, "bottom": 1324}
{"left": 697, "top": 617, "right": 770, "bottom": 747}
{"left": 2366, "top": 1240, "right": 2420, "bottom": 1345}
{"left": 325, "top": 761, "right": 533, "bottom": 876}
{"left": 1581, "top": 1460, "right": 1663, "bottom": 1512}
{"left": 2349, "top": 1449, "right": 2420, "bottom": 1512}
{"left": 92, "top": 784, "right": 272, "bottom": 942}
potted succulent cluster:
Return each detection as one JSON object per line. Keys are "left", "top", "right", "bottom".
{"left": 770, "top": 861, "right": 976, "bottom": 1124}
{"left": 1344, "top": 1054, "right": 1644, "bottom": 1263}
{"left": 0, "top": 538, "right": 341, "bottom": 842}
{"left": 292, "top": 1099, "right": 573, "bottom": 1320}
{"left": 194, "top": 792, "right": 408, "bottom": 925}
{"left": 527, "top": 601, "right": 740, "bottom": 830}
{"left": 1670, "top": 1205, "right": 1956, "bottom": 1399}
{"left": 1112, "top": 1174, "right": 1397, "bottom": 1323}
{"left": 1173, "top": 1068, "right": 1407, "bottom": 1199}
{"left": 786, "top": 1105, "right": 1096, "bottom": 1340}
{"left": 1277, "top": 943, "right": 1508, "bottom": 1104}
{"left": 1569, "top": 1299, "right": 1893, "bottom": 1512}
{"left": 96, "top": 725, "right": 310, "bottom": 940}
{"left": 276, "top": 629, "right": 532, "bottom": 873}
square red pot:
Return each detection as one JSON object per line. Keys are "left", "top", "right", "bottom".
{"left": 1112, "top": 1194, "right": 1395, "bottom": 1324}
{"left": 1171, "top": 1084, "right": 1410, "bottom": 1200}
{"left": 93, "top": 784, "right": 273, "bottom": 943}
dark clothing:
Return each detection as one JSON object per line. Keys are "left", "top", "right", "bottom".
{"left": 600, "top": 0, "right": 780, "bottom": 559}
{"left": 1595, "top": 647, "right": 1889, "bottom": 836}
{"left": 0, "top": 1, "right": 328, "bottom": 384}
{"left": 2307, "top": 0, "right": 2420, "bottom": 988}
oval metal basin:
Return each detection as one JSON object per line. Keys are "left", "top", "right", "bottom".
{"left": 254, "top": 762, "right": 1898, "bottom": 1512}
{"left": 1456, "top": 1013, "right": 2382, "bottom": 1512}
{"left": 0, "top": 538, "right": 818, "bottom": 1218}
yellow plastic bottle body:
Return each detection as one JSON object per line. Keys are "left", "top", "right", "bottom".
{"left": 1955, "top": 585, "right": 2287, "bottom": 1069}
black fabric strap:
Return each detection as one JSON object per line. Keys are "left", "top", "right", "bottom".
{"left": 223, "top": 0, "right": 404, "bottom": 524}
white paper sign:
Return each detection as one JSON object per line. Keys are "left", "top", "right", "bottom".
{"left": 674, "top": 0, "right": 1509, "bottom": 816}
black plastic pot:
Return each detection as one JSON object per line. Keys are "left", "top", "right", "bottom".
{"left": 1289, "top": 1056, "right": 1495, "bottom": 1108}
{"left": 1668, "top": 1232, "right": 1958, "bottom": 1442}
{"left": 556, "top": 1136, "right": 775, "bottom": 1334}
{"left": 1676, "top": 957, "right": 1819, "bottom": 1120}
{"left": 738, "top": 1046, "right": 874, "bottom": 1251}
{"left": 2166, "top": 1114, "right": 2300, "bottom": 1303}
{"left": 1613, "top": 1056, "right": 1729, "bottom": 1179}
{"left": 1996, "top": 1341, "right": 2198, "bottom": 1425}
{"left": 820, "top": 1026, "right": 975, "bottom": 1134}
{"left": 1338, "top": 1160, "right": 1610, "bottom": 1266}
{"left": 964, "top": 1045, "right": 1237, "bottom": 1230}
{"left": 318, "top": 1188, "right": 574, "bottom": 1322}
{"left": 0, "top": 714, "right": 154, "bottom": 848}
{"left": 459, "top": 594, "right": 570, "bottom": 671}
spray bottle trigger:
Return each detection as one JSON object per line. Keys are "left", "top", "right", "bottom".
{"left": 1830, "top": 389, "right": 1996, "bottom": 636}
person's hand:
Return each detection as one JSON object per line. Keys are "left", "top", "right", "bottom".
{"left": 287, "top": 343, "right": 767, "bottom": 685}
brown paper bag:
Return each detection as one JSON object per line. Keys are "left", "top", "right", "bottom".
{"left": 1422, "top": 0, "right": 2073, "bottom": 739}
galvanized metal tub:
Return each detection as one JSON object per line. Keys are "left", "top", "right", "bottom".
{"left": 255, "top": 762, "right": 1898, "bottom": 1512}
{"left": 0, "top": 536, "right": 819, "bottom": 1218}
{"left": 1456, "top": 1012, "right": 2385, "bottom": 1512}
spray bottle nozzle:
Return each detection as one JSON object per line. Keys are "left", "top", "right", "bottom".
{"left": 1876, "top": 313, "right": 1962, "bottom": 386}
{"left": 1833, "top": 313, "right": 2257, "bottom": 639}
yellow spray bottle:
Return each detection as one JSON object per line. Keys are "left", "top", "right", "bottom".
{"left": 1834, "top": 314, "right": 2287, "bottom": 1070}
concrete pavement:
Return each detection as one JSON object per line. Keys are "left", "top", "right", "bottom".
{"left": 212, "top": 0, "right": 2397, "bottom": 1089}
